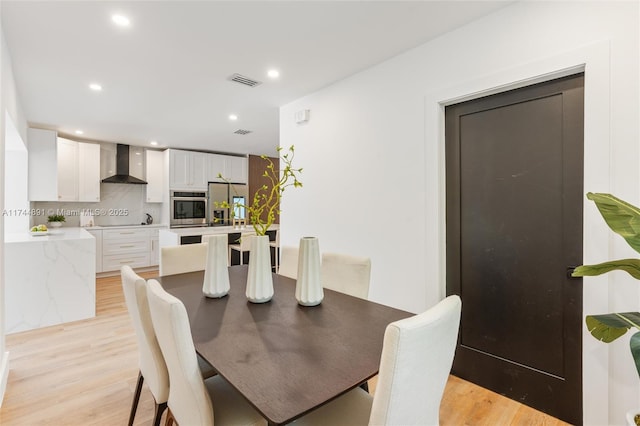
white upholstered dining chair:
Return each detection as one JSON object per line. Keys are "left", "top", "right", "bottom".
{"left": 292, "top": 294, "right": 462, "bottom": 426}
{"left": 228, "top": 232, "right": 255, "bottom": 266}
{"left": 321, "top": 252, "right": 371, "bottom": 299}
{"left": 121, "top": 266, "right": 215, "bottom": 426}
{"left": 145, "top": 279, "right": 267, "bottom": 426}
{"left": 277, "top": 245, "right": 299, "bottom": 279}
{"left": 121, "top": 265, "right": 169, "bottom": 426}
{"left": 159, "top": 243, "right": 208, "bottom": 276}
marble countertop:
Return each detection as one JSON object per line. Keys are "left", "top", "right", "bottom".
{"left": 161, "top": 224, "right": 279, "bottom": 236}
{"left": 81, "top": 223, "right": 168, "bottom": 230}
{"left": 5, "top": 227, "right": 95, "bottom": 243}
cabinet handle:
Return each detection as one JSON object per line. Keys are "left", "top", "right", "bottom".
{"left": 119, "top": 232, "right": 135, "bottom": 235}
{"left": 119, "top": 260, "right": 134, "bottom": 264}
{"left": 120, "top": 244, "right": 135, "bottom": 248}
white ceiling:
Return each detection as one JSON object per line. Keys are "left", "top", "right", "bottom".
{"left": 2, "top": 1, "right": 511, "bottom": 156}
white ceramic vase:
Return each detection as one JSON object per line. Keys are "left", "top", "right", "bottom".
{"left": 202, "top": 234, "right": 230, "bottom": 298}
{"left": 49, "top": 222, "right": 62, "bottom": 228}
{"left": 246, "top": 235, "right": 274, "bottom": 303}
{"left": 295, "top": 236, "right": 323, "bottom": 306}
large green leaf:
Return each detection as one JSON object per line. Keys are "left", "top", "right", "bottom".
{"left": 586, "top": 312, "right": 640, "bottom": 343}
{"left": 572, "top": 259, "right": 640, "bottom": 280}
{"left": 587, "top": 192, "right": 640, "bottom": 254}
{"left": 631, "top": 331, "right": 640, "bottom": 378}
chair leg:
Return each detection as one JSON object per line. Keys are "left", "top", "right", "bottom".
{"left": 153, "top": 402, "right": 168, "bottom": 426}
{"left": 165, "top": 408, "right": 175, "bottom": 426}
{"left": 128, "top": 371, "right": 144, "bottom": 426}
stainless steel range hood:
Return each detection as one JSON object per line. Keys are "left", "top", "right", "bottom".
{"left": 101, "top": 144, "right": 147, "bottom": 184}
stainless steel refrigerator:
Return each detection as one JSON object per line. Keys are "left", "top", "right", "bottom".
{"left": 208, "top": 182, "right": 249, "bottom": 226}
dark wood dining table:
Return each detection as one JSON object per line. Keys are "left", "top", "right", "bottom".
{"left": 156, "top": 265, "right": 412, "bottom": 425}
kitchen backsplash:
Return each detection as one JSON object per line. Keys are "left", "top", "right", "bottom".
{"left": 31, "top": 183, "right": 161, "bottom": 227}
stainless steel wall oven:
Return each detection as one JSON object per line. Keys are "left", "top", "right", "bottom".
{"left": 170, "top": 191, "right": 208, "bottom": 227}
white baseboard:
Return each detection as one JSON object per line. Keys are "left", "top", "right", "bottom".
{"left": 0, "top": 351, "right": 9, "bottom": 407}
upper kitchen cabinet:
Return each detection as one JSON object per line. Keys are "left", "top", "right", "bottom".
{"left": 56, "top": 137, "right": 79, "bottom": 201}
{"left": 226, "top": 156, "right": 248, "bottom": 184}
{"left": 146, "top": 149, "right": 164, "bottom": 203}
{"left": 78, "top": 142, "right": 100, "bottom": 202}
{"left": 169, "top": 149, "right": 208, "bottom": 190}
{"left": 206, "top": 154, "right": 247, "bottom": 183}
{"left": 207, "top": 154, "right": 226, "bottom": 182}
{"left": 28, "top": 128, "right": 101, "bottom": 202}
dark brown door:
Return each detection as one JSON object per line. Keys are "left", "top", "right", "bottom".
{"left": 445, "top": 74, "right": 584, "bottom": 425}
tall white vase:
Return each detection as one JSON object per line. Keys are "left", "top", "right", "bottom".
{"left": 295, "top": 237, "right": 323, "bottom": 306}
{"left": 246, "top": 235, "right": 274, "bottom": 303}
{"left": 202, "top": 234, "right": 230, "bottom": 298}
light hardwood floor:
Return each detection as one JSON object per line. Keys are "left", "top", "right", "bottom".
{"left": 0, "top": 271, "right": 571, "bottom": 425}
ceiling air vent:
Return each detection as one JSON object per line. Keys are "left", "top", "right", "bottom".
{"left": 234, "top": 129, "right": 252, "bottom": 135}
{"left": 229, "top": 73, "right": 262, "bottom": 87}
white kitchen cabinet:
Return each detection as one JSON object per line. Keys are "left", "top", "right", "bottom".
{"left": 78, "top": 142, "right": 101, "bottom": 202}
{"left": 170, "top": 149, "right": 191, "bottom": 188}
{"left": 102, "top": 252, "right": 151, "bottom": 271}
{"left": 85, "top": 228, "right": 103, "bottom": 273}
{"left": 145, "top": 150, "right": 164, "bottom": 202}
{"left": 169, "top": 149, "right": 208, "bottom": 190}
{"left": 97, "top": 225, "right": 167, "bottom": 273}
{"left": 226, "top": 156, "right": 248, "bottom": 184}
{"left": 102, "top": 228, "right": 150, "bottom": 270}
{"left": 149, "top": 228, "right": 160, "bottom": 266}
{"left": 191, "top": 152, "right": 208, "bottom": 189}
{"left": 28, "top": 128, "right": 101, "bottom": 202}
{"left": 56, "top": 137, "right": 79, "bottom": 201}
{"left": 28, "top": 128, "right": 58, "bottom": 201}
{"left": 207, "top": 154, "right": 226, "bottom": 182}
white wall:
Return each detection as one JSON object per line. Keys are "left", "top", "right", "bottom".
{"left": 0, "top": 21, "right": 28, "bottom": 405}
{"left": 4, "top": 111, "right": 28, "bottom": 233}
{"left": 280, "top": 2, "right": 639, "bottom": 425}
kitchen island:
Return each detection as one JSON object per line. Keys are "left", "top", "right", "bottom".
{"left": 5, "top": 227, "right": 96, "bottom": 334}
{"left": 159, "top": 224, "right": 279, "bottom": 247}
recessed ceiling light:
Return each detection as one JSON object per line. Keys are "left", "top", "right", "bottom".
{"left": 267, "top": 69, "right": 280, "bottom": 79}
{"left": 135, "top": 152, "right": 141, "bottom": 155}
{"left": 229, "top": 114, "right": 238, "bottom": 121}
{"left": 112, "top": 14, "right": 130, "bottom": 27}
{"left": 89, "top": 83, "right": 102, "bottom": 91}
{"left": 75, "top": 130, "right": 84, "bottom": 135}
{"left": 150, "top": 141, "right": 158, "bottom": 146}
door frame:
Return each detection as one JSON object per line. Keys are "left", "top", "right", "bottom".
{"left": 423, "top": 41, "right": 612, "bottom": 425}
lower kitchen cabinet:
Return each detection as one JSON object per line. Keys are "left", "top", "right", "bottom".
{"left": 90, "top": 226, "right": 165, "bottom": 273}
{"left": 149, "top": 228, "right": 160, "bottom": 266}
{"left": 103, "top": 252, "right": 150, "bottom": 271}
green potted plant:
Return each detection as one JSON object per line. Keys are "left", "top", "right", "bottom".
{"left": 47, "top": 214, "right": 66, "bottom": 228}
{"left": 571, "top": 192, "right": 640, "bottom": 425}
{"left": 217, "top": 145, "right": 303, "bottom": 235}
{"left": 216, "top": 145, "right": 302, "bottom": 303}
